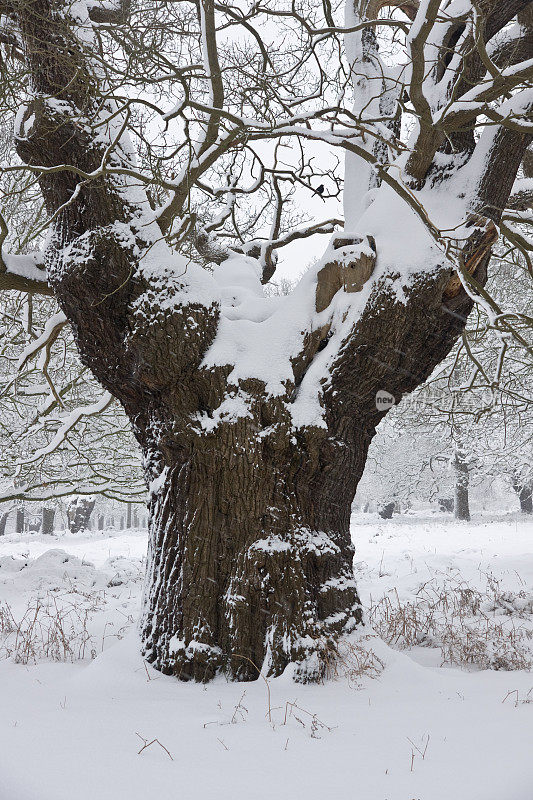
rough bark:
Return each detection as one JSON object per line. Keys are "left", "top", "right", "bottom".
{"left": 0, "top": 511, "right": 9, "bottom": 536}
{"left": 138, "top": 255, "right": 482, "bottom": 680}
{"left": 41, "top": 506, "right": 55, "bottom": 535}
{"left": 15, "top": 507, "right": 24, "bottom": 534}
{"left": 453, "top": 450, "right": 471, "bottom": 522}
{"left": 141, "top": 388, "right": 364, "bottom": 681}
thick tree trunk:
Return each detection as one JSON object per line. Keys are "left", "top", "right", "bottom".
{"left": 15, "top": 508, "right": 24, "bottom": 534}
{"left": 141, "top": 411, "right": 364, "bottom": 682}
{"left": 453, "top": 450, "right": 470, "bottom": 522}
{"left": 41, "top": 506, "right": 55, "bottom": 535}
{"left": 378, "top": 502, "right": 395, "bottom": 519}
{"left": 518, "top": 487, "right": 533, "bottom": 515}
{"left": 513, "top": 477, "right": 533, "bottom": 514}
{"left": 68, "top": 497, "right": 95, "bottom": 534}
{"left": 0, "top": 511, "right": 9, "bottom": 536}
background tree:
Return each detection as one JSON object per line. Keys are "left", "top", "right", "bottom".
{"left": 357, "top": 238, "right": 533, "bottom": 518}
{"left": 67, "top": 495, "right": 96, "bottom": 534}
{"left": 0, "top": 290, "right": 145, "bottom": 504}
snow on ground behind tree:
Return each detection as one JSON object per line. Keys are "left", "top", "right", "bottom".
{"left": 0, "top": 512, "right": 532, "bottom": 800}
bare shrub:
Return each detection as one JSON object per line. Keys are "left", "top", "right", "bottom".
{"left": 369, "top": 575, "right": 533, "bottom": 671}
{"left": 1, "top": 595, "right": 96, "bottom": 663}
{"left": 323, "top": 635, "right": 385, "bottom": 687}
{"left": 0, "top": 603, "right": 16, "bottom": 635}
{"left": 0, "top": 590, "right": 133, "bottom": 664}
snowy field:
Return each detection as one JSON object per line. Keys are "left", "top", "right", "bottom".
{"left": 1, "top": 512, "right": 533, "bottom": 800}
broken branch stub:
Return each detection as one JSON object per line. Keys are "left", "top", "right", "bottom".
{"left": 443, "top": 216, "right": 498, "bottom": 300}
{"left": 315, "top": 235, "right": 377, "bottom": 313}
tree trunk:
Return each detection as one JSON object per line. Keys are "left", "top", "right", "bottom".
{"left": 0, "top": 511, "right": 10, "bottom": 536}
{"left": 513, "top": 477, "right": 533, "bottom": 514}
{"left": 378, "top": 502, "right": 395, "bottom": 519}
{"left": 518, "top": 486, "right": 533, "bottom": 515}
{"left": 15, "top": 508, "right": 24, "bottom": 534}
{"left": 126, "top": 503, "right": 132, "bottom": 530}
{"left": 41, "top": 506, "right": 55, "bottom": 535}
{"left": 141, "top": 413, "right": 364, "bottom": 682}
{"left": 68, "top": 497, "right": 96, "bottom": 534}
{"left": 453, "top": 450, "right": 470, "bottom": 522}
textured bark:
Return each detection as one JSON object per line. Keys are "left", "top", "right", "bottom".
{"left": 138, "top": 261, "right": 478, "bottom": 680}
{"left": 0, "top": 511, "right": 9, "bottom": 536}
{"left": 453, "top": 450, "right": 471, "bottom": 522}
{"left": 142, "top": 412, "right": 363, "bottom": 681}
{"left": 41, "top": 506, "right": 55, "bottom": 535}
{"left": 15, "top": 508, "right": 24, "bottom": 534}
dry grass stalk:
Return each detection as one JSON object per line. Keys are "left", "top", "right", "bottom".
{"left": 369, "top": 574, "right": 533, "bottom": 671}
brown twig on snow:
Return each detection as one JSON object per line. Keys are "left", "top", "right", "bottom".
{"left": 135, "top": 733, "right": 174, "bottom": 761}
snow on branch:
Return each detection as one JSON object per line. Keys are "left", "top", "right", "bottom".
{"left": 0, "top": 477, "right": 144, "bottom": 504}
{"left": 508, "top": 179, "right": 533, "bottom": 211}
{"left": 17, "top": 312, "right": 69, "bottom": 407}
{"left": 0, "top": 211, "right": 50, "bottom": 295}
{"left": 16, "top": 391, "right": 114, "bottom": 468}
{"left": 17, "top": 312, "right": 68, "bottom": 371}
{"left": 0, "top": 252, "right": 51, "bottom": 295}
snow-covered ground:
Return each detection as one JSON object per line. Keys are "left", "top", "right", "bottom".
{"left": 1, "top": 512, "right": 532, "bottom": 800}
